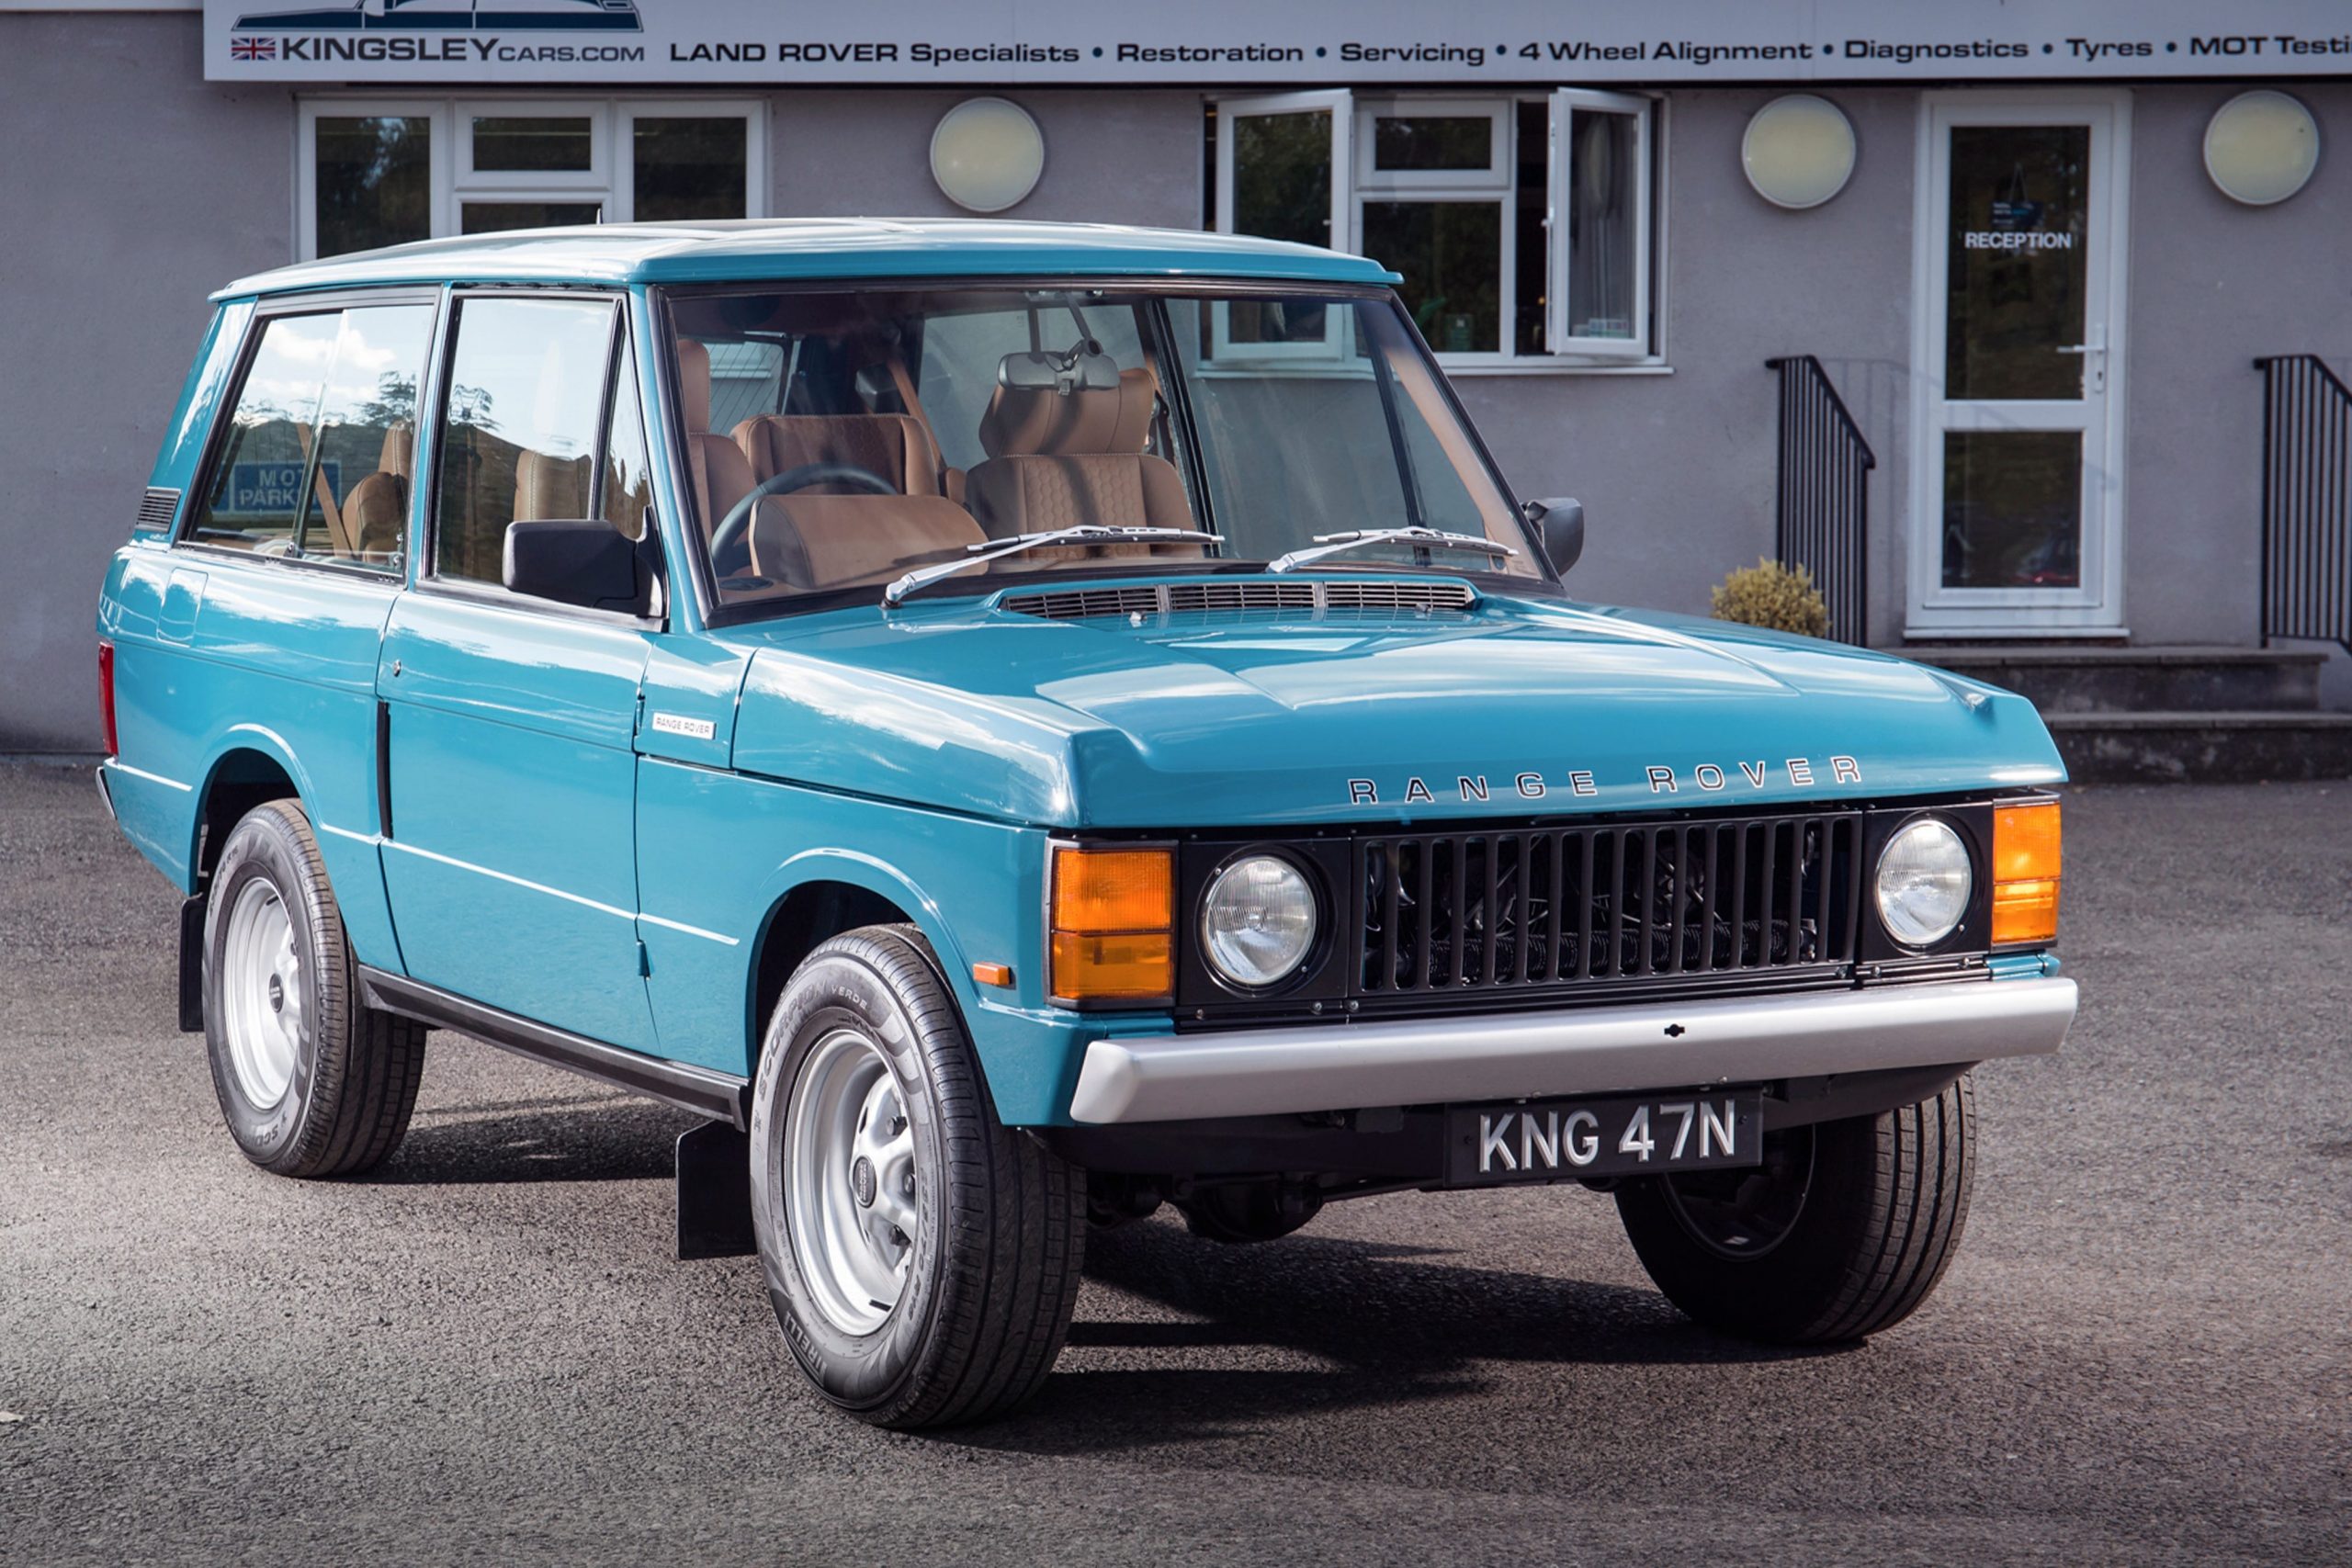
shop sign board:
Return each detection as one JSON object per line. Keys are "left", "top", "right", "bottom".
{"left": 203, "top": 0, "right": 2352, "bottom": 85}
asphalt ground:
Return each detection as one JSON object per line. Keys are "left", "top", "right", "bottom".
{"left": 1, "top": 762, "right": 2346, "bottom": 1565}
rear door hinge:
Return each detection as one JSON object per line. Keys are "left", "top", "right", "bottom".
{"left": 636, "top": 938, "right": 651, "bottom": 977}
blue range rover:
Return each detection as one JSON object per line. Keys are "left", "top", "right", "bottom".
{"left": 95, "top": 220, "right": 2075, "bottom": 1428}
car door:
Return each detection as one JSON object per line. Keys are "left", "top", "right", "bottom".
{"left": 377, "top": 289, "right": 661, "bottom": 1052}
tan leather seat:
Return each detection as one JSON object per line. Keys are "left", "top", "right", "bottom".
{"left": 964, "top": 367, "right": 1200, "bottom": 558}
{"left": 733, "top": 412, "right": 944, "bottom": 497}
{"left": 750, "top": 494, "right": 985, "bottom": 592}
{"left": 676, "top": 340, "right": 757, "bottom": 540}
{"left": 344, "top": 423, "right": 412, "bottom": 558}
{"left": 514, "top": 448, "right": 593, "bottom": 522}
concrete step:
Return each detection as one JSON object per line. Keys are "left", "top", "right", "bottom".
{"left": 1902, "top": 645, "right": 2326, "bottom": 715}
{"left": 2043, "top": 710, "right": 2352, "bottom": 784}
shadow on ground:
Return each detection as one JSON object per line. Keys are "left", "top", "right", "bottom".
{"left": 368, "top": 1090, "right": 687, "bottom": 1185}
{"left": 346, "top": 1089, "right": 1838, "bottom": 1443}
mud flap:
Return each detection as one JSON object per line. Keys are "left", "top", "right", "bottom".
{"left": 676, "top": 1119, "right": 755, "bottom": 1260}
{"left": 178, "top": 893, "right": 208, "bottom": 1033}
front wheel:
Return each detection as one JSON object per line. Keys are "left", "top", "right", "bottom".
{"left": 1615, "top": 1076, "right": 1975, "bottom": 1344}
{"left": 749, "top": 925, "right": 1085, "bottom": 1429}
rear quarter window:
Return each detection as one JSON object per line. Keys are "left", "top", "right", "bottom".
{"left": 186, "top": 301, "right": 435, "bottom": 572}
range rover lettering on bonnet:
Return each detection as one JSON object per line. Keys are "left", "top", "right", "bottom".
{"left": 1344, "top": 755, "right": 1865, "bottom": 806}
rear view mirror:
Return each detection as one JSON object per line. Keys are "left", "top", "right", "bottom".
{"left": 1524, "top": 497, "right": 1586, "bottom": 576}
{"left": 998, "top": 348, "right": 1120, "bottom": 395}
{"left": 503, "top": 520, "right": 652, "bottom": 615}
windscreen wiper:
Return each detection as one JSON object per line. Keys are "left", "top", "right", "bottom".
{"left": 883, "top": 525, "right": 1224, "bottom": 606}
{"left": 1266, "top": 526, "right": 1517, "bottom": 574}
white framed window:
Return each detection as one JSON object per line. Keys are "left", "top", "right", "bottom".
{"left": 1212, "top": 89, "right": 1662, "bottom": 369}
{"left": 298, "top": 97, "right": 767, "bottom": 261}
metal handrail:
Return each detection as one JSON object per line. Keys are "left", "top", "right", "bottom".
{"left": 2255, "top": 355, "right": 2352, "bottom": 656}
{"left": 1764, "top": 355, "right": 1875, "bottom": 645}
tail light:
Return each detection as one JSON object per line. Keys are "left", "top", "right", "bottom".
{"left": 97, "top": 641, "right": 119, "bottom": 758}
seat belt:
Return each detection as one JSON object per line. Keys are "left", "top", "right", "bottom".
{"left": 878, "top": 344, "right": 956, "bottom": 501}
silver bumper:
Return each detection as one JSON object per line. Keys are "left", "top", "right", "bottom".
{"left": 1068, "top": 976, "right": 2077, "bottom": 1124}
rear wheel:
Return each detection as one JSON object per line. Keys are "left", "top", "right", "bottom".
{"left": 1615, "top": 1076, "right": 1974, "bottom": 1343}
{"left": 202, "top": 799, "right": 425, "bottom": 1178}
{"left": 750, "top": 925, "right": 1085, "bottom": 1429}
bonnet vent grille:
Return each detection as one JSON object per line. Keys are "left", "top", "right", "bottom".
{"left": 1320, "top": 581, "right": 1476, "bottom": 613}
{"left": 1166, "top": 581, "right": 1317, "bottom": 613}
{"left": 1000, "top": 579, "right": 1476, "bottom": 622}
{"left": 134, "top": 487, "right": 181, "bottom": 533}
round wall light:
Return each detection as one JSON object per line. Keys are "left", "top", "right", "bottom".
{"left": 930, "top": 96, "right": 1046, "bottom": 214}
{"left": 2204, "top": 90, "right": 2320, "bottom": 206}
{"left": 1741, "top": 94, "right": 1858, "bottom": 209}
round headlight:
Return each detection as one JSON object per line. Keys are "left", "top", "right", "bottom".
{"left": 1875, "top": 818, "right": 1973, "bottom": 947}
{"left": 1201, "top": 854, "right": 1317, "bottom": 989}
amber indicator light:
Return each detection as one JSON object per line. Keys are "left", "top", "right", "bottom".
{"left": 1049, "top": 846, "right": 1173, "bottom": 1002}
{"left": 1991, "top": 801, "right": 2062, "bottom": 945}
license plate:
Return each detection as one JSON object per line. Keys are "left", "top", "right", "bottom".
{"left": 1444, "top": 1090, "right": 1764, "bottom": 1187}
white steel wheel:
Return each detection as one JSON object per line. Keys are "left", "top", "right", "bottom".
{"left": 749, "top": 925, "right": 1088, "bottom": 1429}
{"left": 219, "top": 876, "right": 303, "bottom": 1109}
{"left": 200, "top": 798, "right": 426, "bottom": 1179}
{"left": 785, "top": 1027, "right": 923, "bottom": 1336}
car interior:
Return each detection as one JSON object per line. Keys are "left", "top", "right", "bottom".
{"left": 673, "top": 290, "right": 1211, "bottom": 601}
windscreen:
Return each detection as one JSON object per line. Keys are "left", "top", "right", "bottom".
{"left": 662, "top": 285, "right": 1539, "bottom": 609}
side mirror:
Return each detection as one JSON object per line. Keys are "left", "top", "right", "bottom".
{"left": 1524, "top": 497, "right": 1586, "bottom": 575}
{"left": 503, "top": 520, "right": 650, "bottom": 615}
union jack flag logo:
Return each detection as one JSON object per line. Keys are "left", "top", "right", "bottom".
{"left": 230, "top": 36, "right": 276, "bottom": 60}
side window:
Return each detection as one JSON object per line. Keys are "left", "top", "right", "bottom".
{"left": 602, "top": 355, "right": 654, "bottom": 544}
{"left": 432, "top": 297, "right": 620, "bottom": 585}
{"left": 188, "top": 302, "right": 434, "bottom": 570}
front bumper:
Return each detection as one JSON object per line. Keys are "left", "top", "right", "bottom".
{"left": 1068, "top": 975, "right": 2076, "bottom": 1124}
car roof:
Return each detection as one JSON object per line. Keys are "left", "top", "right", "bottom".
{"left": 216, "top": 218, "right": 1401, "bottom": 299}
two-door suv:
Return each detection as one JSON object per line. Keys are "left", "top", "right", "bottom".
{"left": 97, "top": 220, "right": 2075, "bottom": 1428}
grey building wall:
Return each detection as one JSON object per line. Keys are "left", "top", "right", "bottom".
{"left": 2124, "top": 84, "right": 2352, "bottom": 656}
{"left": 770, "top": 89, "right": 1206, "bottom": 230}
{"left": 0, "top": 13, "right": 293, "bottom": 752}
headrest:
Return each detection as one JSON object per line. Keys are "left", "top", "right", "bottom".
{"left": 1110, "top": 367, "right": 1159, "bottom": 455}
{"left": 379, "top": 423, "right": 413, "bottom": 480}
{"left": 979, "top": 382, "right": 1121, "bottom": 458}
{"left": 733, "top": 413, "right": 938, "bottom": 496}
{"left": 676, "top": 339, "right": 713, "bottom": 434}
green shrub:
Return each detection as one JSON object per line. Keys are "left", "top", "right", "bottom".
{"left": 1710, "top": 558, "right": 1830, "bottom": 638}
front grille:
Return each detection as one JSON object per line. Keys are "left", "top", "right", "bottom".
{"left": 134, "top": 487, "right": 181, "bottom": 532}
{"left": 1357, "top": 812, "right": 1863, "bottom": 998}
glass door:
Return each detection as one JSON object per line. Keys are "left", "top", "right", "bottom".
{"left": 1909, "top": 95, "right": 2129, "bottom": 633}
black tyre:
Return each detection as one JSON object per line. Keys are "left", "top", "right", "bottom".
{"left": 1615, "top": 1076, "right": 1975, "bottom": 1344}
{"left": 202, "top": 798, "right": 425, "bottom": 1178}
{"left": 750, "top": 925, "right": 1085, "bottom": 1429}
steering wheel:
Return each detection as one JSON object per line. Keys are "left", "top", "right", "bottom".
{"left": 709, "top": 462, "right": 897, "bottom": 579}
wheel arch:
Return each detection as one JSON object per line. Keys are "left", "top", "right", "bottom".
{"left": 189, "top": 728, "right": 317, "bottom": 889}
{"left": 743, "top": 850, "right": 976, "bottom": 1070}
